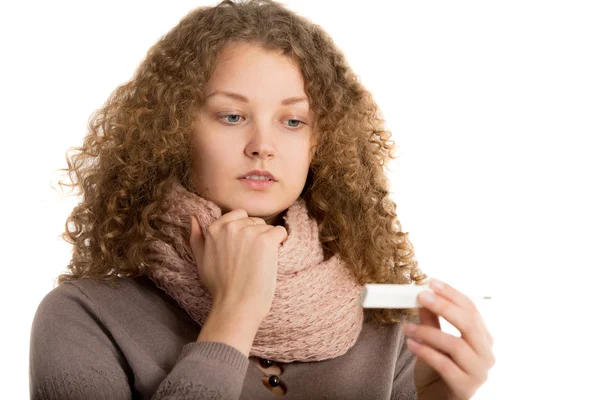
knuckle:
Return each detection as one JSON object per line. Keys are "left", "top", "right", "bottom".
{"left": 438, "top": 333, "right": 452, "bottom": 351}
{"left": 475, "top": 317, "right": 488, "bottom": 335}
{"left": 456, "top": 336, "right": 468, "bottom": 352}
{"left": 463, "top": 316, "right": 477, "bottom": 334}
{"left": 466, "top": 298, "right": 477, "bottom": 313}
{"left": 479, "top": 369, "right": 489, "bottom": 383}
{"left": 257, "top": 233, "right": 271, "bottom": 245}
{"left": 435, "top": 299, "right": 448, "bottom": 313}
{"left": 438, "top": 357, "right": 454, "bottom": 376}
{"left": 206, "top": 224, "right": 217, "bottom": 237}
{"left": 234, "top": 208, "right": 248, "bottom": 218}
{"left": 224, "top": 222, "right": 237, "bottom": 235}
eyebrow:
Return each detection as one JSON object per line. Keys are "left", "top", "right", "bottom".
{"left": 205, "top": 90, "right": 308, "bottom": 106}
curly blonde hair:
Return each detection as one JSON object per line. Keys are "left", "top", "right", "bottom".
{"left": 56, "top": 0, "right": 428, "bottom": 324}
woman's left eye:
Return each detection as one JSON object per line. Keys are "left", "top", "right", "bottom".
{"left": 286, "top": 119, "right": 305, "bottom": 128}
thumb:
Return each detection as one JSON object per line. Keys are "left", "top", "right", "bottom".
{"left": 189, "top": 214, "right": 204, "bottom": 263}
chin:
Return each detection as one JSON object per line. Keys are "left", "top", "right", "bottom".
{"left": 219, "top": 198, "right": 279, "bottom": 217}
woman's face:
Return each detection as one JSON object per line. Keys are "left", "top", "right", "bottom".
{"left": 191, "top": 42, "right": 315, "bottom": 226}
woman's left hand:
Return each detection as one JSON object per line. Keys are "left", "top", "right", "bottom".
{"left": 403, "top": 279, "right": 495, "bottom": 400}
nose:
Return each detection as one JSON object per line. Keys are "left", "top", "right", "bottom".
{"left": 245, "top": 121, "right": 275, "bottom": 159}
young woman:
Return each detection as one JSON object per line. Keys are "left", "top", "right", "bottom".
{"left": 29, "top": 1, "right": 494, "bottom": 398}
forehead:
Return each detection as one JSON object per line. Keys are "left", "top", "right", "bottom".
{"left": 206, "top": 42, "right": 306, "bottom": 97}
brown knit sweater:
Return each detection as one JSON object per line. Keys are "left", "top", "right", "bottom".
{"left": 29, "top": 275, "right": 418, "bottom": 399}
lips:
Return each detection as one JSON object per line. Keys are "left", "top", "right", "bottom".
{"left": 239, "top": 177, "right": 275, "bottom": 190}
{"left": 239, "top": 169, "right": 277, "bottom": 181}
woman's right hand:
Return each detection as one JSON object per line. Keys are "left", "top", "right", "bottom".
{"left": 189, "top": 209, "right": 288, "bottom": 324}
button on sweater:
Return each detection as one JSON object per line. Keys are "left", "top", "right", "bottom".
{"left": 29, "top": 275, "right": 418, "bottom": 399}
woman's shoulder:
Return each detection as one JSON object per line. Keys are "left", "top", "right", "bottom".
{"left": 45, "top": 275, "right": 175, "bottom": 308}
{"left": 33, "top": 275, "right": 194, "bottom": 334}
{"left": 34, "top": 276, "right": 136, "bottom": 315}
{"left": 57, "top": 274, "right": 156, "bottom": 295}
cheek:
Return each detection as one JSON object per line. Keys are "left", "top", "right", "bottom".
{"left": 291, "top": 147, "right": 312, "bottom": 171}
{"left": 200, "top": 142, "right": 241, "bottom": 181}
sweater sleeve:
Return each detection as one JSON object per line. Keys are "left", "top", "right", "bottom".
{"left": 29, "top": 283, "right": 132, "bottom": 399}
{"left": 150, "top": 341, "right": 249, "bottom": 400}
{"left": 29, "top": 282, "right": 250, "bottom": 400}
{"left": 391, "top": 325, "right": 418, "bottom": 400}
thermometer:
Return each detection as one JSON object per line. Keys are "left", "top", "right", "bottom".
{"left": 360, "top": 284, "right": 492, "bottom": 308}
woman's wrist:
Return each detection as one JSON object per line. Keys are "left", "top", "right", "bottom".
{"left": 196, "top": 303, "right": 262, "bottom": 358}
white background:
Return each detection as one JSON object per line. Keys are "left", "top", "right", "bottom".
{"left": 1, "top": 1, "right": 598, "bottom": 398}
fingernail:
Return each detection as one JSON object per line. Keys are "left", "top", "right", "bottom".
{"left": 430, "top": 278, "right": 444, "bottom": 291}
{"left": 419, "top": 291, "right": 435, "bottom": 304}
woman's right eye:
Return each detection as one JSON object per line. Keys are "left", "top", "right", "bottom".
{"left": 218, "top": 114, "right": 244, "bottom": 124}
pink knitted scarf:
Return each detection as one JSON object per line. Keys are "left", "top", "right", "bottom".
{"left": 144, "top": 179, "right": 365, "bottom": 363}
